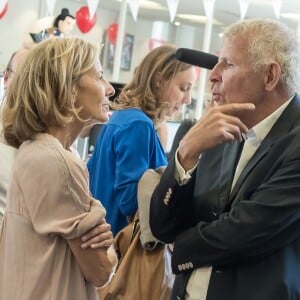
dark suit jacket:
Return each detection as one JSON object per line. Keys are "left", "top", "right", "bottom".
{"left": 150, "top": 95, "right": 300, "bottom": 300}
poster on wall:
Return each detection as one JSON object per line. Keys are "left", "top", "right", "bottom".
{"left": 102, "top": 31, "right": 134, "bottom": 72}
{"left": 120, "top": 34, "right": 134, "bottom": 71}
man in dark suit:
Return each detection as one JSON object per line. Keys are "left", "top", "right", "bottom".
{"left": 150, "top": 19, "right": 300, "bottom": 300}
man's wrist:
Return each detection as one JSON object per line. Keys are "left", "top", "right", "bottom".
{"left": 175, "top": 149, "right": 199, "bottom": 185}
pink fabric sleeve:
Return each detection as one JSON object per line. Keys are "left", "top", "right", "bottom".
{"left": 14, "top": 140, "right": 106, "bottom": 239}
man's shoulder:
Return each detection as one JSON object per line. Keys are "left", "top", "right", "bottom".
{"left": 283, "top": 125, "right": 300, "bottom": 146}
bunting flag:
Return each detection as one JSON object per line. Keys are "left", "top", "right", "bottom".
{"left": 166, "top": 0, "right": 179, "bottom": 23}
{"left": 203, "top": 0, "right": 215, "bottom": 19}
{"left": 128, "top": 0, "right": 141, "bottom": 22}
{"left": 87, "top": 0, "right": 99, "bottom": 20}
{"left": 272, "top": 0, "right": 282, "bottom": 19}
{"left": 238, "top": 0, "right": 249, "bottom": 20}
{"left": 45, "top": 0, "right": 56, "bottom": 15}
{"left": 0, "top": 0, "right": 8, "bottom": 13}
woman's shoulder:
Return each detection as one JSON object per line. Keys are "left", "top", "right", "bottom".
{"left": 15, "top": 134, "right": 90, "bottom": 200}
{"left": 16, "top": 133, "right": 82, "bottom": 175}
{"left": 19, "top": 133, "right": 63, "bottom": 157}
{"left": 111, "top": 108, "right": 152, "bottom": 125}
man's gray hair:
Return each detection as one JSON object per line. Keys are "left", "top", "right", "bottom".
{"left": 224, "top": 19, "right": 300, "bottom": 93}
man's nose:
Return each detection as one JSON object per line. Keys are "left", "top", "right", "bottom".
{"left": 209, "top": 62, "right": 222, "bottom": 83}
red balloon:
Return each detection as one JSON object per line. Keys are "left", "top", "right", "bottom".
{"left": 76, "top": 6, "right": 97, "bottom": 34}
{"left": 0, "top": 2, "right": 8, "bottom": 19}
{"left": 107, "top": 23, "right": 118, "bottom": 45}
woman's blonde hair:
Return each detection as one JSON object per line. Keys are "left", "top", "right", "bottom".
{"left": 113, "top": 44, "right": 192, "bottom": 123}
{"left": 2, "top": 37, "right": 98, "bottom": 148}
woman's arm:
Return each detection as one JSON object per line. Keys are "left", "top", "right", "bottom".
{"left": 67, "top": 237, "right": 117, "bottom": 287}
{"left": 80, "top": 218, "right": 113, "bottom": 249}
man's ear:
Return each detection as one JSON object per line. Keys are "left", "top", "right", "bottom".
{"left": 154, "top": 72, "right": 162, "bottom": 88}
{"left": 264, "top": 62, "right": 281, "bottom": 91}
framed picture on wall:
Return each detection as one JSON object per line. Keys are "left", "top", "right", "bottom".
{"left": 120, "top": 34, "right": 134, "bottom": 71}
{"left": 101, "top": 31, "right": 134, "bottom": 72}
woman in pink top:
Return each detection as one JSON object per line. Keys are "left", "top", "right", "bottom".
{"left": 0, "top": 37, "right": 117, "bottom": 299}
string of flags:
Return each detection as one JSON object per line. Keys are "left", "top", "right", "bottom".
{"left": 0, "top": 0, "right": 284, "bottom": 25}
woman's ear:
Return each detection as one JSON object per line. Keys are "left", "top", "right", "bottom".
{"left": 264, "top": 62, "right": 281, "bottom": 91}
{"left": 3, "top": 71, "right": 9, "bottom": 88}
{"left": 154, "top": 72, "right": 162, "bottom": 88}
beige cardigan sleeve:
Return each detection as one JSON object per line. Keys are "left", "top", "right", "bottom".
{"left": 137, "top": 167, "right": 165, "bottom": 249}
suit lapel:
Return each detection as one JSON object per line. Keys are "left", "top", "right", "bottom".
{"left": 230, "top": 140, "right": 270, "bottom": 198}
{"left": 230, "top": 94, "right": 300, "bottom": 200}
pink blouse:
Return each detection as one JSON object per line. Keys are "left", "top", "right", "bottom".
{"left": 0, "top": 133, "right": 105, "bottom": 299}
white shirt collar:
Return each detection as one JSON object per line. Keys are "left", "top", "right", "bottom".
{"left": 244, "top": 95, "right": 294, "bottom": 143}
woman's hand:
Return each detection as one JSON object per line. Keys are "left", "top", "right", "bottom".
{"left": 80, "top": 218, "right": 113, "bottom": 249}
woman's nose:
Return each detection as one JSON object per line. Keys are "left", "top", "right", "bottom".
{"left": 183, "top": 91, "right": 192, "bottom": 105}
{"left": 106, "top": 81, "right": 115, "bottom": 97}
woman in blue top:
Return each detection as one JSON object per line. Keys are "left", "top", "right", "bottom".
{"left": 88, "top": 45, "right": 196, "bottom": 235}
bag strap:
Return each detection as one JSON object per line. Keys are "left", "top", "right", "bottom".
{"left": 129, "top": 218, "right": 139, "bottom": 245}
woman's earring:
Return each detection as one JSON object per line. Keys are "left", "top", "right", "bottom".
{"left": 71, "top": 87, "right": 77, "bottom": 105}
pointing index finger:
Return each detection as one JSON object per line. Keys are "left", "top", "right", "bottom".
{"left": 219, "top": 102, "right": 255, "bottom": 116}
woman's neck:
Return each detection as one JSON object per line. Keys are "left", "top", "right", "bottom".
{"left": 47, "top": 121, "right": 82, "bottom": 150}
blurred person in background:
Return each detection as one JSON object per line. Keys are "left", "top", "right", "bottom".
{"left": 0, "top": 48, "right": 29, "bottom": 223}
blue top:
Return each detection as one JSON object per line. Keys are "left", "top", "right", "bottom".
{"left": 87, "top": 108, "right": 167, "bottom": 235}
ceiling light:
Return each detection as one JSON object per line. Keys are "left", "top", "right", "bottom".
{"left": 280, "top": 13, "right": 300, "bottom": 20}
{"left": 177, "top": 13, "right": 221, "bottom": 25}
